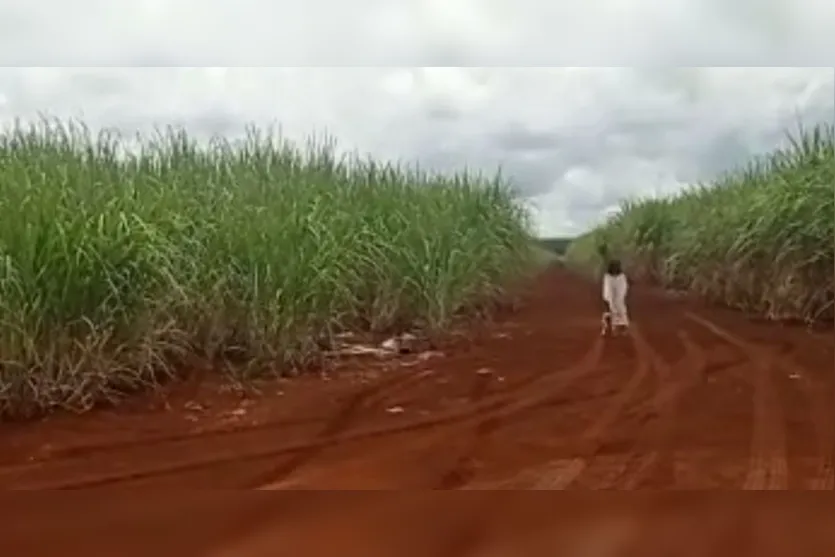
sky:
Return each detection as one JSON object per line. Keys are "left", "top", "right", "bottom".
{"left": 0, "top": 2, "right": 834, "bottom": 236}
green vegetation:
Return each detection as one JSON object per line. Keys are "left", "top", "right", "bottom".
{"left": 566, "top": 123, "right": 834, "bottom": 324}
{"left": 0, "top": 119, "right": 539, "bottom": 418}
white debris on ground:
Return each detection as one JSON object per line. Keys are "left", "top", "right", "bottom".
{"left": 400, "top": 350, "right": 445, "bottom": 367}
{"left": 326, "top": 332, "right": 443, "bottom": 363}
{"left": 184, "top": 400, "right": 207, "bottom": 413}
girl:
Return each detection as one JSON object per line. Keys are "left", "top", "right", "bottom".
{"left": 601, "top": 259, "right": 629, "bottom": 336}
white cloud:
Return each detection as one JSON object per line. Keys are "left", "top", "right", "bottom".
{"left": 1, "top": 0, "right": 834, "bottom": 65}
{"left": 0, "top": 66, "right": 831, "bottom": 236}
{"left": 0, "top": 0, "right": 833, "bottom": 236}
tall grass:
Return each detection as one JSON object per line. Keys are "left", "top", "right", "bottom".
{"left": 566, "top": 123, "right": 835, "bottom": 324}
{"left": 0, "top": 119, "right": 537, "bottom": 418}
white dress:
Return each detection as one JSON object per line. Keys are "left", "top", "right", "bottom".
{"left": 602, "top": 273, "right": 629, "bottom": 327}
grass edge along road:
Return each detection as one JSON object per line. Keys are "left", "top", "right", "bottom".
{"left": 0, "top": 119, "right": 538, "bottom": 419}
{"left": 566, "top": 123, "right": 834, "bottom": 327}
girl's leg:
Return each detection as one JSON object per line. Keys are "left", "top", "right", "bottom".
{"left": 611, "top": 307, "right": 629, "bottom": 335}
{"left": 601, "top": 300, "right": 612, "bottom": 336}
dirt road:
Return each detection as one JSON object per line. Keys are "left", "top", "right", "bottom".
{"left": 0, "top": 267, "right": 832, "bottom": 555}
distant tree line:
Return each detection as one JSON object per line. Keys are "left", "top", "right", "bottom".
{"left": 536, "top": 237, "right": 574, "bottom": 255}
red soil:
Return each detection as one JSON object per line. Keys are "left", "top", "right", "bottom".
{"left": 1, "top": 267, "right": 833, "bottom": 555}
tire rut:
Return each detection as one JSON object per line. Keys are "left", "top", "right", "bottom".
{"left": 469, "top": 324, "right": 707, "bottom": 490}
{"left": 22, "top": 337, "right": 603, "bottom": 490}
{"left": 610, "top": 328, "right": 706, "bottom": 489}
{"left": 434, "top": 371, "right": 496, "bottom": 489}
{"left": 439, "top": 337, "right": 605, "bottom": 489}
{"left": 264, "top": 337, "right": 607, "bottom": 491}
{"left": 524, "top": 329, "right": 652, "bottom": 490}
{"left": 0, "top": 365, "right": 432, "bottom": 481}
{"left": 242, "top": 367, "right": 437, "bottom": 488}
{"left": 777, "top": 353, "right": 834, "bottom": 490}
{"left": 686, "top": 313, "right": 788, "bottom": 490}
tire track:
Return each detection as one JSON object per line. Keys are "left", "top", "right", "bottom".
{"left": 434, "top": 371, "right": 495, "bottom": 489}
{"left": 0, "top": 366, "right": 436, "bottom": 487}
{"left": 3, "top": 327, "right": 555, "bottom": 471}
{"left": 263, "top": 338, "right": 607, "bottom": 490}
{"left": 548, "top": 327, "right": 653, "bottom": 490}
{"left": 435, "top": 337, "right": 607, "bottom": 490}
{"left": 0, "top": 365, "right": 431, "bottom": 477}
{"left": 777, "top": 353, "right": 834, "bottom": 490}
{"left": 686, "top": 313, "right": 788, "bottom": 490}
{"left": 520, "top": 328, "right": 652, "bottom": 490}
{"left": 242, "top": 367, "right": 439, "bottom": 488}
{"left": 260, "top": 337, "right": 605, "bottom": 490}
{"left": 0, "top": 338, "right": 597, "bottom": 489}
{"left": 609, "top": 329, "right": 707, "bottom": 489}
{"left": 475, "top": 325, "right": 703, "bottom": 491}
{"left": 594, "top": 328, "right": 674, "bottom": 490}
{"left": 6, "top": 401, "right": 509, "bottom": 490}
{"left": 16, "top": 338, "right": 604, "bottom": 490}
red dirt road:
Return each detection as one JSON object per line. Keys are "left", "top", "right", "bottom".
{"left": 1, "top": 267, "right": 833, "bottom": 555}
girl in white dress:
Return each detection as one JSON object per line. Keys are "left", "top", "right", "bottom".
{"left": 601, "top": 259, "right": 629, "bottom": 336}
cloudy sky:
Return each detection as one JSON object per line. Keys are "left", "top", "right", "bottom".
{"left": 0, "top": 2, "right": 834, "bottom": 236}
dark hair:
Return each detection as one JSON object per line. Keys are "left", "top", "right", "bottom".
{"left": 606, "top": 259, "right": 623, "bottom": 276}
